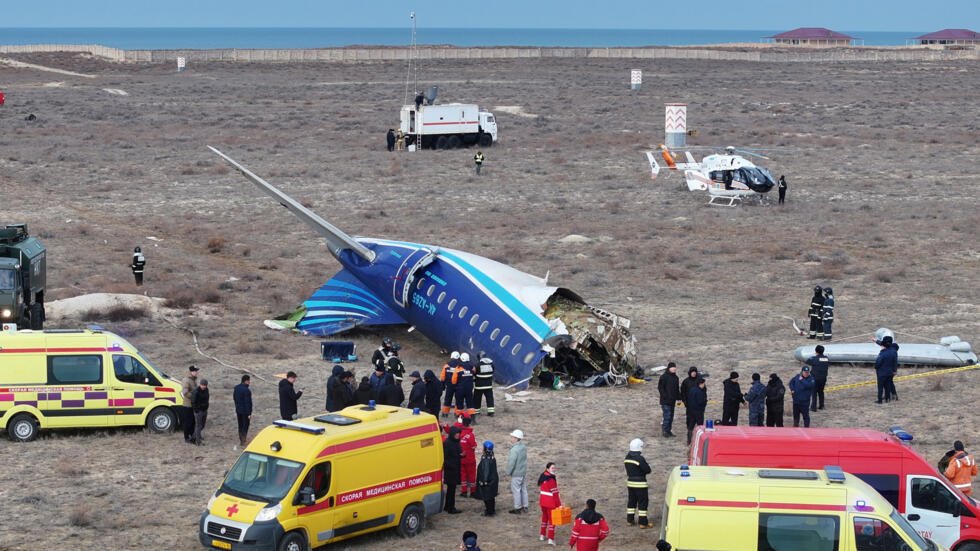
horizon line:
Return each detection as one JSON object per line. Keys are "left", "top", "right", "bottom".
{"left": 0, "top": 26, "right": 935, "bottom": 33}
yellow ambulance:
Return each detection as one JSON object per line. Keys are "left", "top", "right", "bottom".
{"left": 0, "top": 328, "right": 182, "bottom": 441}
{"left": 662, "top": 465, "right": 945, "bottom": 551}
{"left": 199, "top": 405, "right": 443, "bottom": 551}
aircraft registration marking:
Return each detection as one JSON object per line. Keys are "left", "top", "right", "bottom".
{"left": 411, "top": 293, "right": 437, "bottom": 315}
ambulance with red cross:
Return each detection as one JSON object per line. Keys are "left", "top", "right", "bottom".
{"left": 200, "top": 404, "right": 443, "bottom": 550}
{"left": 0, "top": 327, "right": 182, "bottom": 441}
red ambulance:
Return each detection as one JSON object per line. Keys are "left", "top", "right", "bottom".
{"left": 689, "top": 425, "right": 980, "bottom": 551}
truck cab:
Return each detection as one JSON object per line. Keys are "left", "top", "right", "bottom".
{"left": 0, "top": 224, "right": 46, "bottom": 330}
{"left": 690, "top": 425, "right": 980, "bottom": 550}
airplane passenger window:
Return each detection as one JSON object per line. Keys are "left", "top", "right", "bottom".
{"left": 523, "top": 352, "right": 536, "bottom": 364}
{"left": 512, "top": 343, "right": 522, "bottom": 356}
{"left": 427, "top": 284, "right": 435, "bottom": 297}
{"left": 448, "top": 299, "right": 457, "bottom": 311}
{"left": 479, "top": 321, "right": 489, "bottom": 333}
{"left": 416, "top": 278, "right": 425, "bottom": 289}
{"left": 490, "top": 328, "right": 500, "bottom": 340}
{"left": 470, "top": 314, "right": 479, "bottom": 327}
{"left": 459, "top": 306, "right": 468, "bottom": 318}
{"left": 438, "top": 292, "right": 446, "bottom": 304}
{"left": 500, "top": 335, "right": 510, "bottom": 347}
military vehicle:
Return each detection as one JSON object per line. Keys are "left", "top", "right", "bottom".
{"left": 0, "top": 224, "right": 46, "bottom": 330}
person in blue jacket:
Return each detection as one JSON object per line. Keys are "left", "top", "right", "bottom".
{"left": 789, "top": 366, "right": 815, "bottom": 428}
{"left": 744, "top": 373, "right": 767, "bottom": 427}
{"left": 875, "top": 335, "right": 900, "bottom": 404}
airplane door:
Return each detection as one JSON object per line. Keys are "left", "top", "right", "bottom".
{"left": 392, "top": 247, "right": 435, "bottom": 308}
{"left": 905, "top": 475, "right": 960, "bottom": 548}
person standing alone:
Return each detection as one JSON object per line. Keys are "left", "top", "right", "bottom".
{"left": 233, "top": 374, "right": 252, "bottom": 447}
{"left": 874, "top": 335, "right": 899, "bottom": 403}
{"left": 278, "top": 371, "right": 303, "bottom": 420}
{"left": 657, "top": 362, "right": 680, "bottom": 437}
{"left": 624, "top": 438, "right": 652, "bottom": 528}
{"left": 569, "top": 499, "right": 610, "bottom": 551}
{"left": 507, "top": 429, "right": 529, "bottom": 514}
{"left": 777, "top": 175, "right": 787, "bottom": 204}
{"left": 537, "top": 462, "right": 562, "bottom": 545}
{"left": 131, "top": 246, "right": 145, "bottom": 286}
{"left": 474, "top": 150, "right": 485, "bottom": 175}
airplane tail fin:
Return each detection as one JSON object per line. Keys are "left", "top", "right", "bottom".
{"left": 208, "top": 146, "right": 376, "bottom": 263}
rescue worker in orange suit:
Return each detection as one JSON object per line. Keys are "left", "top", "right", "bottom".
{"left": 945, "top": 441, "right": 978, "bottom": 495}
{"left": 473, "top": 356, "right": 495, "bottom": 418}
{"left": 440, "top": 351, "right": 460, "bottom": 417}
{"left": 537, "top": 462, "right": 562, "bottom": 545}
{"left": 569, "top": 498, "right": 610, "bottom": 551}
{"left": 453, "top": 352, "right": 476, "bottom": 417}
{"left": 624, "top": 438, "right": 652, "bottom": 528}
{"left": 808, "top": 286, "right": 825, "bottom": 339}
{"left": 459, "top": 414, "right": 478, "bottom": 498}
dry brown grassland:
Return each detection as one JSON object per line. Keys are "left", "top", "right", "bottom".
{"left": 0, "top": 52, "right": 977, "bottom": 550}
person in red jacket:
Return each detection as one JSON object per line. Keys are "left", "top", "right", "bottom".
{"left": 569, "top": 499, "right": 609, "bottom": 551}
{"left": 537, "top": 462, "right": 561, "bottom": 545}
{"left": 459, "top": 414, "right": 478, "bottom": 498}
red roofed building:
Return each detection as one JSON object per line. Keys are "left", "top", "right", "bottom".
{"left": 767, "top": 27, "right": 856, "bottom": 46}
{"left": 915, "top": 29, "right": 980, "bottom": 45}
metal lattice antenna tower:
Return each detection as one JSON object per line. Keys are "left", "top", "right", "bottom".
{"left": 403, "top": 12, "right": 419, "bottom": 106}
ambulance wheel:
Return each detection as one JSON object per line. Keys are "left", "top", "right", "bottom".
{"left": 436, "top": 136, "right": 449, "bottom": 150}
{"left": 146, "top": 407, "right": 177, "bottom": 433}
{"left": 396, "top": 503, "right": 425, "bottom": 538}
{"left": 8, "top": 413, "right": 39, "bottom": 442}
{"left": 277, "top": 531, "right": 307, "bottom": 551}
{"left": 447, "top": 135, "right": 461, "bottom": 149}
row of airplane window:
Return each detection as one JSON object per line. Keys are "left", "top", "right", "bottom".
{"left": 417, "top": 277, "right": 537, "bottom": 365}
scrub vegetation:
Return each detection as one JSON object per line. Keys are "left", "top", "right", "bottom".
{"left": 0, "top": 51, "right": 977, "bottom": 550}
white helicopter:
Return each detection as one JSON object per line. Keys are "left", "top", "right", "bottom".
{"left": 645, "top": 145, "right": 779, "bottom": 207}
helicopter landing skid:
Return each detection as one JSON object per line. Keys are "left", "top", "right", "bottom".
{"left": 707, "top": 195, "right": 741, "bottom": 207}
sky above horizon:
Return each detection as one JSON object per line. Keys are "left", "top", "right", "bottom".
{"left": 3, "top": 0, "right": 978, "bottom": 31}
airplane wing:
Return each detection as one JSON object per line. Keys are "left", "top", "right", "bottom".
{"left": 296, "top": 269, "right": 407, "bottom": 336}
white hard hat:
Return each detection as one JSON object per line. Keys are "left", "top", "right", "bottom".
{"left": 460, "top": 352, "right": 470, "bottom": 362}
{"left": 629, "top": 438, "right": 644, "bottom": 452}
{"left": 450, "top": 351, "right": 460, "bottom": 359}
{"left": 510, "top": 429, "right": 524, "bottom": 440}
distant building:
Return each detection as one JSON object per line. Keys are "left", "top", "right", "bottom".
{"left": 767, "top": 28, "right": 856, "bottom": 46}
{"left": 915, "top": 29, "right": 980, "bottom": 45}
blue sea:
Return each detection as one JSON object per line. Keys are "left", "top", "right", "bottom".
{"left": 0, "top": 28, "right": 923, "bottom": 49}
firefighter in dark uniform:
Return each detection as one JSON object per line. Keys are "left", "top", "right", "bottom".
{"left": 821, "top": 287, "right": 835, "bottom": 341}
{"left": 624, "top": 438, "right": 652, "bottom": 528}
{"left": 474, "top": 356, "right": 495, "bottom": 417}
{"left": 808, "top": 286, "right": 825, "bottom": 339}
{"left": 131, "top": 246, "right": 146, "bottom": 286}
{"left": 372, "top": 337, "right": 398, "bottom": 372}
{"left": 454, "top": 352, "right": 476, "bottom": 417}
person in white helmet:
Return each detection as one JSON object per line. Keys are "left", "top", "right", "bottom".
{"left": 624, "top": 438, "right": 652, "bottom": 528}
{"left": 507, "top": 429, "right": 529, "bottom": 514}
{"left": 453, "top": 352, "right": 476, "bottom": 417}
{"left": 440, "top": 351, "right": 461, "bottom": 417}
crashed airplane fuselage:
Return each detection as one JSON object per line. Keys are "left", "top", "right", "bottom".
{"left": 210, "top": 147, "right": 637, "bottom": 387}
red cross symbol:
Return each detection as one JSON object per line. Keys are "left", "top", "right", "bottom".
{"left": 226, "top": 503, "right": 240, "bottom": 517}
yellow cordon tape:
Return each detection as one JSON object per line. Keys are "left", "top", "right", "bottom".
{"left": 824, "top": 363, "right": 980, "bottom": 393}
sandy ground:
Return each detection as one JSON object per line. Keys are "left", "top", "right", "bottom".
{"left": 0, "top": 52, "right": 978, "bottom": 550}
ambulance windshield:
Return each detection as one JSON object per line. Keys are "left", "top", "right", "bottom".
{"left": 889, "top": 510, "right": 932, "bottom": 550}
{"left": 221, "top": 453, "right": 305, "bottom": 503}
